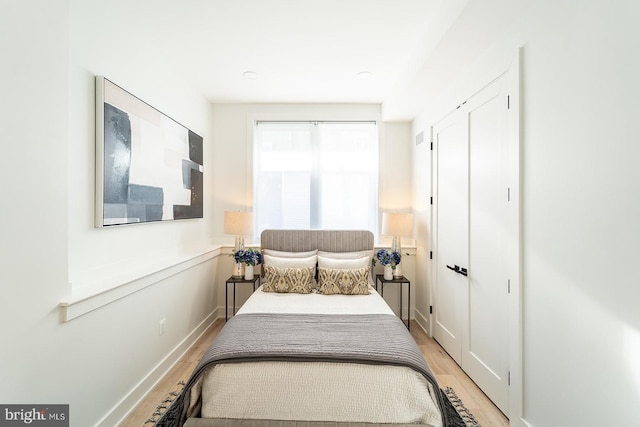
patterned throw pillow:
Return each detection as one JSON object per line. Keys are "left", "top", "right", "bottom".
{"left": 317, "top": 267, "right": 370, "bottom": 295}
{"left": 262, "top": 265, "right": 314, "bottom": 294}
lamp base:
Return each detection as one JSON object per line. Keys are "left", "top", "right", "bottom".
{"left": 392, "top": 236, "right": 402, "bottom": 278}
{"left": 235, "top": 235, "right": 245, "bottom": 250}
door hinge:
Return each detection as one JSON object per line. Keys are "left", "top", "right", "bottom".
{"left": 429, "top": 305, "right": 433, "bottom": 314}
{"left": 508, "top": 279, "right": 511, "bottom": 294}
{"left": 508, "top": 371, "right": 511, "bottom": 386}
{"left": 429, "top": 251, "right": 433, "bottom": 260}
{"left": 430, "top": 141, "right": 433, "bottom": 150}
{"left": 507, "top": 95, "right": 510, "bottom": 110}
{"left": 507, "top": 187, "right": 511, "bottom": 201}
{"left": 430, "top": 196, "right": 433, "bottom": 205}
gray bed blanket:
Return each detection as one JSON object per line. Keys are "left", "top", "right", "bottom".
{"left": 176, "top": 313, "right": 449, "bottom": 427}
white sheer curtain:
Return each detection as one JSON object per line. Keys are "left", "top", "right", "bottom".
{"left": 254, "top": 121, "right": 378, "bottom": 238}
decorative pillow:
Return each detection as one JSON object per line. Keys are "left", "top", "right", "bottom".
{"left": 262, "top": 265, "right": 314, "bottom": 294}
{"left": 317, "top": 255, "right": 374, "bottom": 288}
{"left": 317, "top": 267, "right": 370, "bottom": 295}
{"left": 263, "top": 254, "right": 317, "bottom": 268}
{"left": 263, "top": 249, "right": 318, "bottom": 258}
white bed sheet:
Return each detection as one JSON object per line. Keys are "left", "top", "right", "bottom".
{"left": 236, "top": 286, "right": 395, "bottom": 316}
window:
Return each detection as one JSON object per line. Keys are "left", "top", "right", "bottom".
{"left": 254, "top": 121, "right": 378, "bottom": 237}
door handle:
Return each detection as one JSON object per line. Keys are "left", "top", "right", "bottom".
{"left": 446, "top": 265, "right": 468, "bottom": 277}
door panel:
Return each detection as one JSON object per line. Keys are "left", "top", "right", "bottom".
{"left": 464, "top": 77, "right": 510, "bottom": 414}
{"left": 432, "top": 112, "right": 468, "bottom": 365}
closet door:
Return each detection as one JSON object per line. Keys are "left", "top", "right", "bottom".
{"left": 431, "top": 111, "right": 467, "bottom": 365}
{"left": 463, "top": 76, "right": 510, "bottom": 414}
{"left": 432, "top": 74, "right": 510, "bottom": 416}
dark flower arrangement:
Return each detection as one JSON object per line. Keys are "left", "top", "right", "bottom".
{"left": 232, "top": 247, "right": 263, "bottom": 266}
{"left": 374, "top": 249, "right": 401, "bottom": 269}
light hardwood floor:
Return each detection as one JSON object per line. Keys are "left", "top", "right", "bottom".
{"left": 120, "top": 319, "right": 508, "bottom": 427}
{"left": 410, "top": 324, "right": 509, "bottom": 427}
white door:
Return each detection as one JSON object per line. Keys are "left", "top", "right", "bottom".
{"left": 431, "top": 110, "right": 467, "bottom": 365}
{"left": 432, "top": 74, "right": 511, "bottom": 415}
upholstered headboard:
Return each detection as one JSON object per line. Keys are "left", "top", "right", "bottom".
{"left": 260, "top": 229, "right": 374, "bottom": 252}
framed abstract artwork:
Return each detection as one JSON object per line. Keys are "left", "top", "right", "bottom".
{"left": 95, "top": 76, "right": 204, "bottom": 227}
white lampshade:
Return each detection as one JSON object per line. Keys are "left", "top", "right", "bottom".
{"left": 381, "top": 212, "right": 414, "bottom": 237}
{"left": 224, "top": 211, "right": 253, "bottom": 235}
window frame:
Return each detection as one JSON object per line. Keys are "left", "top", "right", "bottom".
{"left": 251, "top": 119, "right": 380, "bottom": 241}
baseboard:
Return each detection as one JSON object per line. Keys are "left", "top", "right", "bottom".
{"left": 98, "top": 308, "right": 218, "bottom": 427}
{"left": 517, "top": 417, "right": 534, "bottom": 427}
{"left": 414, "top": 308, "right": 430, "bottom": 335}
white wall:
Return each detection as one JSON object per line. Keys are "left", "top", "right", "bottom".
{"left": 210, "top": 103, "right": 416, "bottom": 313}
{"left": 209, "top": 102, "right": 413, "bottom": 244}
{"left": 0, "top": 0, "right": 71, "bottom": 405}
{"left": 410, "top": 0, "right": 640, "bottom": 425}
{"left": 1, "top": 1, "right": 220, "bottom": 426}
{"left": 379, "top": 122, "right": 414, "bottom": 217}
{"left": 68, "top": 0, "right": 217, "bottom": 285}
{"left": 410, "top": 126, "right": 432, "bottom": 331}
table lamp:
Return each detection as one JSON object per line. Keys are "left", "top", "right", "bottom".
{"left": 224, "top": 211, "right": 253, "bottom": 277}
{"left": 381, "top": 212, "right": 414, "bottom": 278}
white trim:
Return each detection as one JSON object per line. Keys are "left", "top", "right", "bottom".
{"left": 60, "top": 246, "right": 223, "bottom": 321}
{"left": 428, "top": 123, "right": 435, "bottom": 338}
{"left": 99, "top": 311, "right": 218, "bottom": 427}
{"left": 507, "top": 48, "right": 524, "bottom": 427}
{"left": 414, "top": 308, "right": 430, "bottom": 334}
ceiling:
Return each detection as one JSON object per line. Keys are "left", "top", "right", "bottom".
{"left": 190, "top": 0, "right": 433, "bottom": 102}
{"left": 108, "top": 0, "right": 462, "bottom": 120}
{"left": 182, "top": 1, "right": 440, "bottom": 105}
{"left": 100, "top": 0, "right": 526, "bottom": 120}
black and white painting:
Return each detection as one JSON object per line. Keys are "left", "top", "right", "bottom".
{"left": 95, "top": 76, "right": 203, "bottom": 227}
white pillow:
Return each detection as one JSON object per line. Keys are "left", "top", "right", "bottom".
{"left": 317, "top": 255, "right": 371, "bottom": 270}
{"left": 317, "top": 250, "right": 373, "bottom": 260}
{"left": 263, "top": 249, "right": 318, "bottom": 258}
{"left": 263, "top": 254, "right": 317, "bottom": 269}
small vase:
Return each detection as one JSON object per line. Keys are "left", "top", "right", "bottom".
{"left": 232, "top": 262, "right": 244, "bottom": 278}
{"left": 244, "top": 264, "right": 254, "bottom": 280}
{"left": 383, "top": 265, "right": 393, "bottom": 280}
{"left": 393, "top": 264, "right": 402, "bottom": 279}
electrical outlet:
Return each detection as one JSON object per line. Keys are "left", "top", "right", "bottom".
{"left": 159, "top": 318, "right": 166, "bottom": 336}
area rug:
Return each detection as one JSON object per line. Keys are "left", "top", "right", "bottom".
{"left": 145, "top": 381, "right": 184, "bottom": 426}
{"left": 147, "top": 384, "right": 480, "bottom": 427}
{"left": 442, "top": 387, "right": 481, "bottom": 427}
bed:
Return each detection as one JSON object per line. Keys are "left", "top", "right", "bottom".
{"left": 169, "top": 230, "right": 449, "bottom": 427}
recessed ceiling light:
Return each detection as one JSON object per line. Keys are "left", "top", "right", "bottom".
{"left": 356, "top": 71, "right": 372, "bottom": 80}
{"left": 243, "top": 71, "right": 258, "bottom": 80}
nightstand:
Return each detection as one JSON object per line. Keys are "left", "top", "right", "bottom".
{"left": 225, "top": 275, "right": 260, "bottom": 321}
{"left": 375, "top": 274, "right": 410, "bottom": 330}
